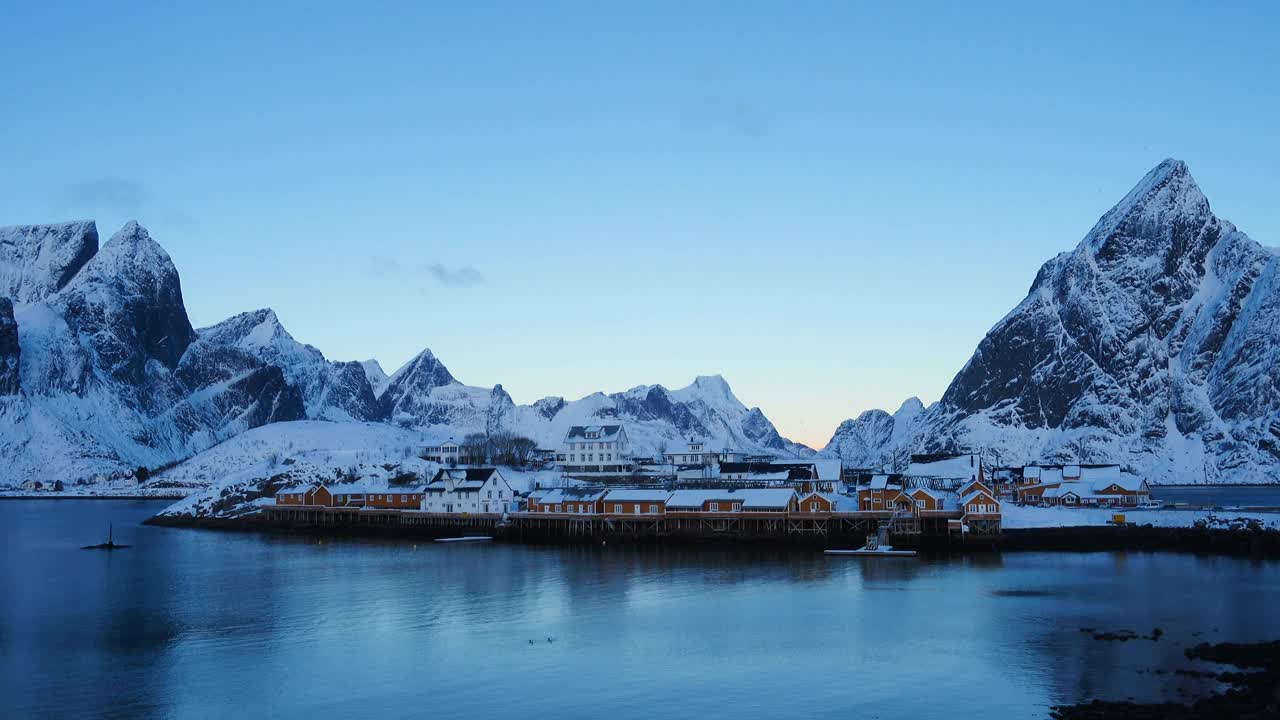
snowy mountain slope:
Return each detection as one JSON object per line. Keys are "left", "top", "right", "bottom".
{"left": 0, "top": 221, "right": 305, "bottom": 486}
{"left": 822, "top": 159, "right": 1280, "bottom": 483}
{"left": 198, "top": 309, "right": 383, "bottom": 422}
{"left": 497, "top": 375, "right": 814, "bottom": 459}
{"left": 149, "top": 420, "right": 563, "bottom": 521}
{"left": 360, "top": 359, "right": 388, "bottom": 389}
{"left": 0, "top": 221, "right": 98, "bottom": 303}
{"left": 822, "top": 397, "right": 926, "bottom": 469}
{"left": 374, "top": 350, "right": 812, "bottom": 459}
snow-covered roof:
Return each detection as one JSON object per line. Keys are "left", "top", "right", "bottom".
{"left": 812, "top": 459, "right": 843, "bottom": 480}
{"left": 276, "top": 484, "right": 315, "bottom": 496}
{"left": 535, "top": 487, "right": 607, "bottom": 504}
{"left": 666, "top": 489, "right": 740, "bottom": 508}
{"left": 1041, "top": 483, "right": 1098, "bottom": 500}
{"left": 799, "top": 491, "right": 855, "bottom": 511}
{"left": 602, "top": 489, "right": 670, "bottom": 502}
{"left": 906, "top": 454, "right": 980, "bottom": 481}
{"left": 1022, "top": 469, "right": 1143, "bottom": 496}
{"left": 870, "top": 475, "right": 889, "bottom": 489}
{"left": 329, "top": 485, "right": 378, "bottom": 495}
{"left": 738, "top": 488, "right": 798, "bottom": 509}
{"left": 565, "top": 425, "right": 624, "bottom": 442}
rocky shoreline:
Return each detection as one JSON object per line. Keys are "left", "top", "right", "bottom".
{"left": 1051, "top": 640, "right": 1280, "bottom": 719}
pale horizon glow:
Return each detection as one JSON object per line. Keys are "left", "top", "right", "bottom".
{"left": 2, "top": 2, "right": 1278, "bottom": 448}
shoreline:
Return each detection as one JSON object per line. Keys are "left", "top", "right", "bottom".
{"left": 146, "top": 511, "right": 1280, "bottom": 558}
{"left": 0, "top": 494, "right": 187, "bottom": 501}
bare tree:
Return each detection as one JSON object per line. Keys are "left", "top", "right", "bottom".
{"left": 461, "top": 432, "right": 488, "bottom": 465}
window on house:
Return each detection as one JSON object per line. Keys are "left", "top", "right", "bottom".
{"left": 710, "top": 502, "right": 719, "bottom": 511}
{"left": 614, "top": 504, "right": 622, "bottom": 513}
{"left": 649, "top": 504, "right": 659, "bottom": 513}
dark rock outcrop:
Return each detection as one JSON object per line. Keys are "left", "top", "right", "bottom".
{"left": 0, "top": 298, "right": 19, "bottom": 394}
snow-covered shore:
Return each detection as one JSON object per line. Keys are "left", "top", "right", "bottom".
{"left": 1002, "top": 504, "right": 1280, "bottom": 531}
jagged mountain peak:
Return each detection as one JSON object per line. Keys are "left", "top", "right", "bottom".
{"left": 0, "top": 220, "right": 99, "bottom": 303}
{"left": 383, "top": 347, "right": 456, "bottom": 392}
{"left": 894, "top": 396, "right": 925, "bottom": 418}
{"left": 360, "top": 359, "right": 388, "bottom": 388}
{"left": 1082, "top": 157, "right": 1214, "bottom": 263}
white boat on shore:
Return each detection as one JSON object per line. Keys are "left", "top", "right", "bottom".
{"left": 434, "top": 536, "right": 494, "bottom": 544}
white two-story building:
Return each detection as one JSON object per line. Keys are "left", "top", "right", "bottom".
{"left": 421, "top": 439, "right": 462, "bottom": 465}
{"left": 557, "top": 425, "right": 631, "bottom": 474}
{"left": 421, "top": 467, "right": 513, "bottom": 514}
{"left": 662, "top": 438, "right": 724, "bottom": 467}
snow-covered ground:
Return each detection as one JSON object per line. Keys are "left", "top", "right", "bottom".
{"left": 150, "top": 420, "right": 568, "bottom": 520}
{"left": 1002, "top": 504, "right": 1280, "bottom": 531}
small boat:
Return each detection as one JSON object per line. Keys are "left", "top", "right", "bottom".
{"left": 825, "top": 530, "right": 916, "bottom": 557}
{"left": 825, "top": 548, "right": 917, "bottom": 557}
{"left": 434, "top": 536, "right": 494, "bottom": 544}
{"left": 82, "top": 524, "right": 131, "bottom": 551}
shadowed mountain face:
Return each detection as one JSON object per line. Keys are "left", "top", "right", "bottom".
{"left": 823, "top": 160, "right": 1280, "bottom": 483}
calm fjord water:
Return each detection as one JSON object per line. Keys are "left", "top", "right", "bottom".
{"left": 3, "top": 500, "right": 1279, "bottom": 720}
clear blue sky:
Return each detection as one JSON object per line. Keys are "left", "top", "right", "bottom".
{"left": 2, "top": 1, "right": 1277, "bottom": 447}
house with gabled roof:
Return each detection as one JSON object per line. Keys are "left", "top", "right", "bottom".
{"left": 422, "top": 467, "right": 513, "bottom": 514}
{"left": 855, "top": 474, "right": 911, "bottom": 511}
{"left": 526, "top": 486, "right": 608, "bottom": 514}
{"left": 1016, "top": 464, "right": 1150, "bottom": 506}
{"left": 558, "top": 425, "right": 631, "bottom": 474}
{"left": 275, "top": 484, "right": 316, "bottom": 506}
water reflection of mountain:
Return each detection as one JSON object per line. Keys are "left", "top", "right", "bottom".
{"left": 6, "top": 503, "right": 1280, "bottom": 719}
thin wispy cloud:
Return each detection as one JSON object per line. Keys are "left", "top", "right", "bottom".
{"left": 367, "top": 255, "right": 402, "bottom": 276}
{"left": 56, "top": 177, "right": 196, "bottom": 227}
{"left": 684, "top": 94, "right": 768, "bottom": 138}
{"left": 364, "top": 256, "right": 486, "bottom": 289}
{"left": 59, "top": 177, "right": 147, "bottom": 215}
{"left": 426, "top": 263, "right": 485, "bottom": 287}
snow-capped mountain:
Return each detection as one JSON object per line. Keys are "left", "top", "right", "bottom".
{"left": 499, "top": 374, "right": 814, "bottom": 459}
{"left": 198, "top": 309, "right": 383, "bottom": 422}
{"left": 823, "top": 397, "right": 926, "bottom": 470}
{"left": 823, "top": 159, "right": 1280, "bottom": 483}
{"left": 0, "top": 221, "right": 305, "bottom": 485}
{"left": 0, "top": 220, "right": 806, "bottom": 486}
{"left": 373, "top": 348, "right": 810, "bottom": 458}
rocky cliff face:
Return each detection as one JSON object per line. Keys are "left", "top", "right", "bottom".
{"left": 0, "top": 299, "right": 19, "bottom": 395}
{"left": 824, "top": 160, "right": 1280, "bottom": 483}
{"left": 0, "top": 221, "right": 98, "bottom": 303}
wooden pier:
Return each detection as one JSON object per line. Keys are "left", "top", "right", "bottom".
{"left": 262, "top": 505, "right": 999, "bottom": 544}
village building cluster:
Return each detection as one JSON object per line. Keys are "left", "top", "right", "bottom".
{"left": 275, "top": 425, "right": 1154, "bottom": 535}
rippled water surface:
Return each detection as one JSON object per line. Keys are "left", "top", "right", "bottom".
{"left": 3, "top": 499, "right": 1279, "bottom": 719}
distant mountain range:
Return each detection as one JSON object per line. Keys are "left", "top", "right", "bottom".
{"left": 0, "top": 222, "right": 806, "bottom": 486}
{"left": 1, "top": 159, "right": 1276, "bottom": 486}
